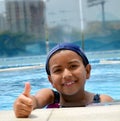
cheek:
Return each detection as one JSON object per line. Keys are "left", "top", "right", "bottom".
{"left": 76, "top": 68, "right": 87, "bottom": 79}
{"left": 49, "top": 75, "right": 60, "bottom": 87}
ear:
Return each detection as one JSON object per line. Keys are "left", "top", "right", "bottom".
{"left": 85, "top": 64, "right": 91, "bottom": 79}
{"left": 48, "top": 75, "right": 54, "bottom": 87}
{"left": 48, "top": 75, "right": 53, "bottom": 84}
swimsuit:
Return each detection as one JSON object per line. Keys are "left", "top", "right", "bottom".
{"left": 47, "top": 90, "right": 100, "bottom": 108}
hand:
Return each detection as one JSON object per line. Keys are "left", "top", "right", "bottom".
{"left": 14, "top": 82, "right": 33, "bottom": 118}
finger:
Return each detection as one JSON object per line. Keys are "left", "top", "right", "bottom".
{"left": 19, "top": 94, "right": 33, "bottom": 106}
{"left": 16, "top": 101, "right": 33, "bottom": 111}
{"left": 23, "top": 82, "right": 31, "bottom": 97}
{"left": 15, "top": 107, "right": 32, "bottom": 118}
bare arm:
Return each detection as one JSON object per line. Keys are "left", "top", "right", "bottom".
{"left": 100, "top": 94, "right": 114, "bottom": 103}
{"left": 34, "top": 88, "right": 54, "bottom": 109}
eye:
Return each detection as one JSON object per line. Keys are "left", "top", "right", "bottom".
{"left": 70, "top": 64, "right": 78, "bottom": 69}
{"left": 52, "top": 68, "right": 62, "bottom": 74}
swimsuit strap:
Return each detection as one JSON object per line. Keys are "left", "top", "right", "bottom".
{"left": 46, "top": 90, "right": 60, "bottom": 108}
{"left": 53, "top": 91, "right": 101, "bottom": 103}
{"left": 93, "top": 94, "right": 100, "bottom": 103}
{"left": 52, "top": 90, "right": 60, "bottom": 103}
{"left": 47, "top": 91, "right": 100, "bottom": 108}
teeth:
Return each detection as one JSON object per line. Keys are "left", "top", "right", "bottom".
{"left": 64, "top": 81, "right": 74, "bottom": 86}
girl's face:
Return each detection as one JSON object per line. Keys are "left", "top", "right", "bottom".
{"left": 48, "top": 50, "right": 91, "bottom": 96}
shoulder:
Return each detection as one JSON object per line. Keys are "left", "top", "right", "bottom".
{"left": 35, "top": 88, "right": 54, "bottom": 99}
{"left": 100, "top": 94, "right": 114, "bottom": 102}
{"left": 34, "top": 88, "right": 55, "bottom": 108}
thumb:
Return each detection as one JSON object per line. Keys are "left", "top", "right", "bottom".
{"left": 23, "top": 82, "right": 31, "bottom": 97}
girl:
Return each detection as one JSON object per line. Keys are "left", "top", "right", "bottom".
{"left": 14, "top": 43, "right": 113, "bottom": 118}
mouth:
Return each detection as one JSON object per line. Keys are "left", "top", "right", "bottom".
{"left": 62, "top": 81, "right": 76, "bottom": 86}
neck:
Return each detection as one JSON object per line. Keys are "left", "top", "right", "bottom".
{"left": 60, "top": 91, "right": 90, "bottom": 107}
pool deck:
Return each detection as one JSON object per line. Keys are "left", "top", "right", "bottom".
{"left": 0, "top": 103, "right": 120, "bottom": 121}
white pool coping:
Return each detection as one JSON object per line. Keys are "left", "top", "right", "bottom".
{"left": 0, "top": 104, "right": 120, "bottom": 121}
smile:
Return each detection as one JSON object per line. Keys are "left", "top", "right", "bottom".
{"left": 63, "top": 81, "right": 75, "bottom": 86}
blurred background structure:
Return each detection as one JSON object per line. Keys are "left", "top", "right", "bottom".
{"left": 0, "top": 0, "right": 120, "bottom": 56}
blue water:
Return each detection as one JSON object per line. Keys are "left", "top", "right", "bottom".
{"left": 0, "top": 51, "right": 120, "bottom": 110}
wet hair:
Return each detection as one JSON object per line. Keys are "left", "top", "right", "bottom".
{"left": 45, "top": 43, "right": 89, "bottom": 75}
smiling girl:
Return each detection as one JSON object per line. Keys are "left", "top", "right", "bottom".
{"left": 14, "top": 43, "right": 113, "bottom": 118}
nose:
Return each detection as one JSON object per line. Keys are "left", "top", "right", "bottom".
{"left": 62, "top": 68, "right": 72, "bottom": 79}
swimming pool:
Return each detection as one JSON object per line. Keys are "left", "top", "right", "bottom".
{"left": 0, "top": 51, "right": 120, "bottom": 110}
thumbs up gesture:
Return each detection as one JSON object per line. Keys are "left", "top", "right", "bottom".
{"left": 14, "top": 82, "right": 34, "bottom": 118}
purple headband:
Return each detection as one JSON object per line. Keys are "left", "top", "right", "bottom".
{"left": 45, "top": 43, "right": 89, "bottom": 75}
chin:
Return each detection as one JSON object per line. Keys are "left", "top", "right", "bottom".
{"left": 62, "top": 90, "right": 79, "bottom": 96}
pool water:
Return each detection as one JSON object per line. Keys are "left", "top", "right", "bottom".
{"left": 0, "top": 52, "right": 120, "bottom": 110}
